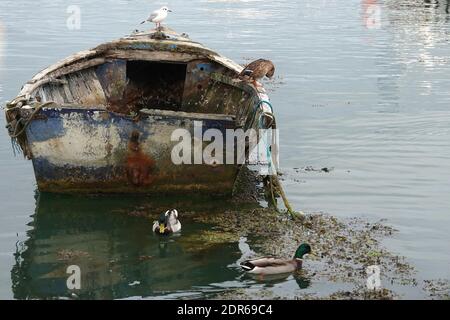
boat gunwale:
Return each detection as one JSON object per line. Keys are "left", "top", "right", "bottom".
{"left": 139, "top": 108, "right": 236, "bottom": 122}
{"left": 18, "top": 28, "right": 245, "bottom": 99}
{"left": 35, "top": 106, "right": 237, "bottom": 122}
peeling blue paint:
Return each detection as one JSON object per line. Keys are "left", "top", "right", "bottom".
{"left": 26, "top": 117, "right": 66, "bottom": 142}
{"left": 32, "top": 157, "right": 118, "bottom": 182}
{"left": 26, "top": 108, "right": 237, "bottom": 193}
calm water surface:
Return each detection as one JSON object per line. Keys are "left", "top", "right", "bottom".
{"left": 1, "top": 0, "right": 450, "bottom": 299}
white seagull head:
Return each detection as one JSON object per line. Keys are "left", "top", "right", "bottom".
{"left": 160, "top": 6, "right": 172, "bottom": 13}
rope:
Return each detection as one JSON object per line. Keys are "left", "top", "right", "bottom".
{"left": 9, "top": 101, "right": 58, "bottom": 138}
{"left": 253, "top": 99, "right": 304, "bottom": 219}
{"left": 257, "top": 100, "right": 274, "bottom": 113}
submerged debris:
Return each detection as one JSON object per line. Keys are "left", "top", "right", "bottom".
{"left": 298, "top": 166, "right": 334, "bottom": 173}
{"left": 57, "top": 249, "right": 90, "bottom": 261}
{"left": 138, "top": 255, "right": 154, "bottom": 261}
{"left": 326, "top": 287, "right": 398, "bottom": 300}
{"left": 423, "top": 279, "right": 450, "bottom": 300}
{"left": 181, "top": 230, "right": 239, "bottom": 252}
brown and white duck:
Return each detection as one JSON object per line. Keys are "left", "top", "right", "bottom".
{"left": 238, "top": 59, "right": 275, "bottom": 87}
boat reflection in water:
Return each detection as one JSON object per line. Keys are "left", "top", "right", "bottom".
{"left": 11, "top": 193, "right": 249, "bottom": 299}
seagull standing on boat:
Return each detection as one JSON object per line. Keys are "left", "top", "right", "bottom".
{"left": 140, "top": 6, "right": 172, "bottom": 29}
{"left": 238, "top": 59, "right": 275, "bottom": 87}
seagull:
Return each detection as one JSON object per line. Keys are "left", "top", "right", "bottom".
{"left": 140, "top": 6, "right": 172, "bottom": 29}
{"left": 238, "top": 59, "right": 275, "bottom": 87}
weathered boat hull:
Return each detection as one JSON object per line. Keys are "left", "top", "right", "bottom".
{"left": 27, "top": 108, "right": 238, "bottom": 194}
{"left": 5, "top": 27, "right": 277, "bottom": 195}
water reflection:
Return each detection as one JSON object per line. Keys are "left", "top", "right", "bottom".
{"left": 11, "top": 193, "right": 312, "bottom": 299}
{"left": 363, "top": 0, "right": 450, "bottom": 109}
{"left": 362, "top": 0, "right": 381, "bottom": 29}
{"left": 0, "top": 21, "right": 4, "bottom": 77}
{"left": 11, "top": 194, "right": 244, "bottom": 299}
{"left": 424, "top": 0, "right": 450, "bottom": 13}
{"left": 244, "top": 273, "right": 311, "bottom": 289}
{"left": 386, "top": 0, "right": 450, "bottom": 36}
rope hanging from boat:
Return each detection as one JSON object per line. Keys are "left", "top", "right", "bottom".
{"left": 5, "top": 101, "right": 58, "bottom": 158}
{"left": 8, "top": 101, "right": 58, "bottom": 138}
{"left": 253, "top": 99, "right": 303, "bottom": 219}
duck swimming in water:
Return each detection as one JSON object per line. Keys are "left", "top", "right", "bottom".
{"left": 238, "top": 59, "right": 275, "bottom": 87}
{"left": 152, "top": 209, "right": 181, "bottom": 235}
{"left": 240, "top": 243, "right": 311, "bottom": 276}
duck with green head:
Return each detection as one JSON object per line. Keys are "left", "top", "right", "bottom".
{"left": 240, "top": 243, "right": 311, "bottom": 276}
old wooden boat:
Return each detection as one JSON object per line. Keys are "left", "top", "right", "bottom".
{"left": 5, "top": 27, "right": 276, "bottom": 195}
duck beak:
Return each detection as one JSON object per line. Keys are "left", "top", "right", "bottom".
{"left": 159, "top": 224, "right": 165, "bottom": 234}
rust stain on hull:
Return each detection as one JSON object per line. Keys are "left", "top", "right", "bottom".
{"left": 126, "top": 130, "right": 155, "bottom": 187}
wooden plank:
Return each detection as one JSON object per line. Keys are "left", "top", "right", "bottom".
{"left": 105, "top": 50, "right": 199, "bottom": 62}
{"left": 30, "top": 50, "right": 98, "bottom": 83}
{"left": 140, "top": 108, "right": 235, "bottom": 121}
{"left": 21, "top": 58, "right": 106, "bottom": 98}
{"left": 65, "top": 68, "right": 107, "bottom": 106}
{"left": 95, "top": 60, "right": 126, "bottom": 105}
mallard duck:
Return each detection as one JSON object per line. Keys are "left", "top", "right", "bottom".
{"left": 238, "top": 59, "right": 275, "bottom": 86}
{"left": 240, "top": 243, "right": 311, "bottom": 276}
{"left": 152, "top": 209, "right": 181, "bottom": 235}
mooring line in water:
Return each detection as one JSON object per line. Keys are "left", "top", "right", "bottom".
{"left": 272, "top": 175, "right": 304, "bottom": 219}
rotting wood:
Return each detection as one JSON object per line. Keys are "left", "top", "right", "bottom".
{"left": 29, "top": 50, "right": 99, "bottom": 83}
{"left": 139, "top": 108, "right": 235, "bottom": 121}
{"left": 64, "top": 69, "right": 107, "bottom": 106}
{"left": 19, "top": 28, "right": 243, "bottom": 100}
{"left": 21, "top": 58, "right": 106, "bottom": 98}
{"left": 105, "top": 50, "right": 201, "bottom": 63}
